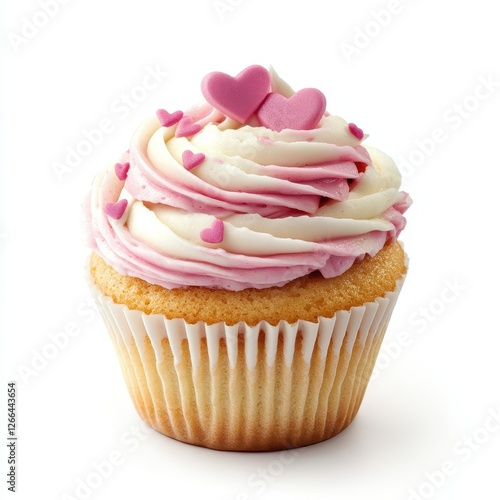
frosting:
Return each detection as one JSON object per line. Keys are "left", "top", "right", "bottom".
{"left": 83, "top": 65, "right": 411, "bottom": 291}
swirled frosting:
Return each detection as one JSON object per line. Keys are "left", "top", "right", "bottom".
{"left": 83, "top": 66, "right": 411, "bottom": 291}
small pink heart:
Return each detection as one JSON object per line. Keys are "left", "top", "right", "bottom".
{"left": 175, "top": 116, "right": 202, "bottom": 138}
{"left": 348, "top": 122, "right": 364, "bottom": 140}
{"left": 114, "top": 162, "right": 130, "bottom": 181}
{"left": 105, "top": 199, "right": 128, "bottom": 220}
{"left": 200, "top": 219, "right": 224, "bottom": 244}
{"left": 256, "top": 88, "right": 327, "bottom": 132}
{"left": 157, "top": 109, "right": 184, "bottom": 127}
{"left": 182, "top": 150, "right": 205, "bottom": 171}
{"left": 201, "top": 65, "right": 271, "bottom": 123}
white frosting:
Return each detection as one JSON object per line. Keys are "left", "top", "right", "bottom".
{"left": 84, "top": 72, "right": 411, "bottom": 290}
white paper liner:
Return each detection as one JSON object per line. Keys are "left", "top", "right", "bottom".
{"left": 87, "top": 269, "right": 406, "bottom": 451}
{"left": 92, "top": 288, "right": 402, "bottom": 372}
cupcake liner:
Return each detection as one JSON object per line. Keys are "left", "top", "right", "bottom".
{"left": 88, "top": 271, "right": 406, "bottom": 451}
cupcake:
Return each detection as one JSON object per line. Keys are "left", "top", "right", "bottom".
{"left": 83, "top": 64, "right": 411, "bottom": 451}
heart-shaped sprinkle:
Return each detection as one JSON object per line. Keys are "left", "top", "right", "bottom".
{"left": 157, "top": 109, "right": 184, "bottom": 127}
{"left": 175, "top": 116, "right": 202, "bottom": 138}
{"left": 348, "top": 122, "right": 364, "bottom": 140}
{"left": 114, "top": 162, "right": 130, "bottom": 181}
{"left": 104, "top": 199, "right": 128, "bottom": 220}
{"left": 256, "top": 88, "right": 327, "bottom": 132}
{"left": 200, "top": 219, "right": 224, "bottom": 244}
{"left": 182, "top": 150, "right": 206, "bottom": 171}
{"left": 201, "top": 65, "right": 271, "bottom": 123}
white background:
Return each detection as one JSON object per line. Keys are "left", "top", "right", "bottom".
{"left": 1, "top": 0, "right": 499, "bottom": 499}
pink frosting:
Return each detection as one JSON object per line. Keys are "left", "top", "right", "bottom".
{"left": 83, "top": 68, "right": 411, "bottom": 291}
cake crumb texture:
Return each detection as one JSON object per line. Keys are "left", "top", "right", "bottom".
{"left": 89, "top": 241, "right": 406, "bottom": 326}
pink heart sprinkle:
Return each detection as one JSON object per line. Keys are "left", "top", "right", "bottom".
{"left": 348, "top": 123, "right": 364, "bottom": 140}
{"left": 175, "top": 116, "right": 202, "bottom": 138}
{"left": 201, "top": 65, "right": 271, "bottom": 123}
{"left": 104, "top": 199, "right": 128, "bottom": 220}
{"left": 114, "top": 162, "right": 130, "bottom": 181}
{"left": 182, "top": 150, "right": 206, "bottom": 171}
{"left": 200, "top": 219, "right": 224, "bottom": 244}
{"left": 256, "top": 88, "right": 327, "bottom": 132}
{"left": 156, "top": 109, "right": 184, "bottom": 127}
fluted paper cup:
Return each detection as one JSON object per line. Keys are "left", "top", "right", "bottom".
{"left": 88, "top": 273, "right": 405, "bottom": 451}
